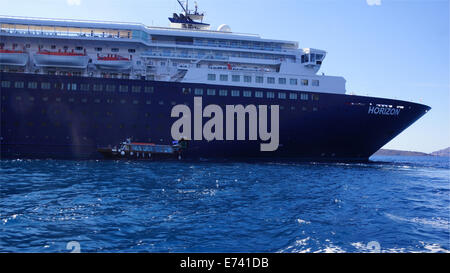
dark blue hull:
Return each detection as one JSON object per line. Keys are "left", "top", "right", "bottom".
{"left": 0, "top": 72, "right": 430, "bottom": 161}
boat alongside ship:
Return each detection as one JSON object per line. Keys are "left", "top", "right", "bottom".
{"left": 98, "top": 138, "right": 188, "bottom": 160}
{"left": 0, "top": 1, "right": 431, "bottom": 161}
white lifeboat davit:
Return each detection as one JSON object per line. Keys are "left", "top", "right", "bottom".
{"left": 33, "top": 50, "right": 89, "bottom": 68}
{"left": 94, "top": 54, "right": 132, "bottom": 70}
{"left": 0, "top": 49, "right": 29, "bottom": 66}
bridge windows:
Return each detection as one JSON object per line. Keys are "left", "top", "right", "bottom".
{"left": 267, "top": 77, "right": 275, "bottom": 84}
{"left": 220, "top": 74, "right": 228, "bottom": 81}
{"left": 244, "top": 76, "right": 252, "bottom": 83}
{"left": 301, "top": 79, "right": 309, "bottom": 86}
{"left": 301, "top": 53, "right": 324, "bottom": 64}
{"left": 255, "top": 76, "right": 264, "bottom": 83}
{"left": 301, "top": 54, "right": 309, "bottom": 63}
{"left": 278, "top": 78, "right": 286, "bottom": 85}
{"left": 232, "top": 75, "right": 240, "bottom": 82}
{"left": 290, "top": 79, "right": 298, "bottom": 85}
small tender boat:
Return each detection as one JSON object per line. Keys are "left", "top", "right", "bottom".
{"left": 98, "top": 138, "right": 188, "bottom": 160}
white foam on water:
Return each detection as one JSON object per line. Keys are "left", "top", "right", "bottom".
{"left": 296, "top": 218, "right": 311, "bottom": 225}
{"left": 314, "top": 243, "right": 345, "bottom": 253}
{"left": 385, "top": 213, "right": 449, "bottom": 230}
{"left": 423, "top": 243, "right": 449, "bottom": 253}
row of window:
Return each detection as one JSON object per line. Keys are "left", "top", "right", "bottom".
{"left": 191, "top": 88, "right": 319, "bottom": 101}
{"left": 5, "top": 92, "right": 320, "bottom": 112}
{"left": 3, "top": 102, "right": 317, "bottom": 117}
{"left": 1, "top": 80, "right": 154, "bottom": 93}
{"left": 3, "top": 135, "right": 164, "bottom": 144}
{"left": 207, "top": 74, "right": 320, "bottom": 86}
{"left": 0, "top": 43, "right": 136, "bottom": 54}
{"left": 2, "top": 80, "right": 319, "bottom": 102}
{"left": 95, "top": 47, "right": 136, "bottom": 53}
{"left": 10, "top": 95, "right": 160, "bottom": 105}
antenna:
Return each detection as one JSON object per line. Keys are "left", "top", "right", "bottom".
{"left": 177, "top": 0, "right": 187, "bottom": 15}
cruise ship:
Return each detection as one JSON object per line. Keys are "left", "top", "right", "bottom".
{"left": 0, "top": 1, "right": 430, "bottom": 161}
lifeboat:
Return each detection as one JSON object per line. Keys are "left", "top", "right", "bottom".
{"left": 0, "top": 49, "right": 29, "bottom": 66}
{"left": 33, "top": 49, "right": 89, "bottom": 68}
{"left": 94, "top": 54, "right": 133, "bottom": 70}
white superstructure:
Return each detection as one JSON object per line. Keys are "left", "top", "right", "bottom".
{"left": 0, "top": 1, "right": 346, "bottom": 94}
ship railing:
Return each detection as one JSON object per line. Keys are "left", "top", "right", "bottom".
{"left": 0, "top": 15, "right": 144, "bottom": 28}
{"left": 141, "top": 51, "right": 229, "bottom": 61}
{"left": 1, "top": 28, "right": 134, "bottom": 40}
{"left": 145, "top": 24, "right": 260, "bottom": 37}
{"left": 148, "top": 39, "right": 294, "bottom": 55}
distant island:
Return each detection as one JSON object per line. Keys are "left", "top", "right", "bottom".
{"left": 374, "top": 147, "right": 450, "bottom": 157}
{"left": 430, "top": 147, "right": 450, "bottom": 157}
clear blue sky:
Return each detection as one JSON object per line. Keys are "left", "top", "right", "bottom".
{"left": 1, "top": 0, "right": 449, "bottom": 153}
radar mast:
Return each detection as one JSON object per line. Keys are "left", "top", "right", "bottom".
{"left": 169, "top": 0, "right": 210, "bottom": 30}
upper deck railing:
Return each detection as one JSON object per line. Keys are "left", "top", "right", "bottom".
{"left": 0, "top": 15, "right": 299, "bottom": 52}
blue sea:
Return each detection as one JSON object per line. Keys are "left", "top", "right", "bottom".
{"left": 1, "top": 156, "right": 449, "bottom": 253}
